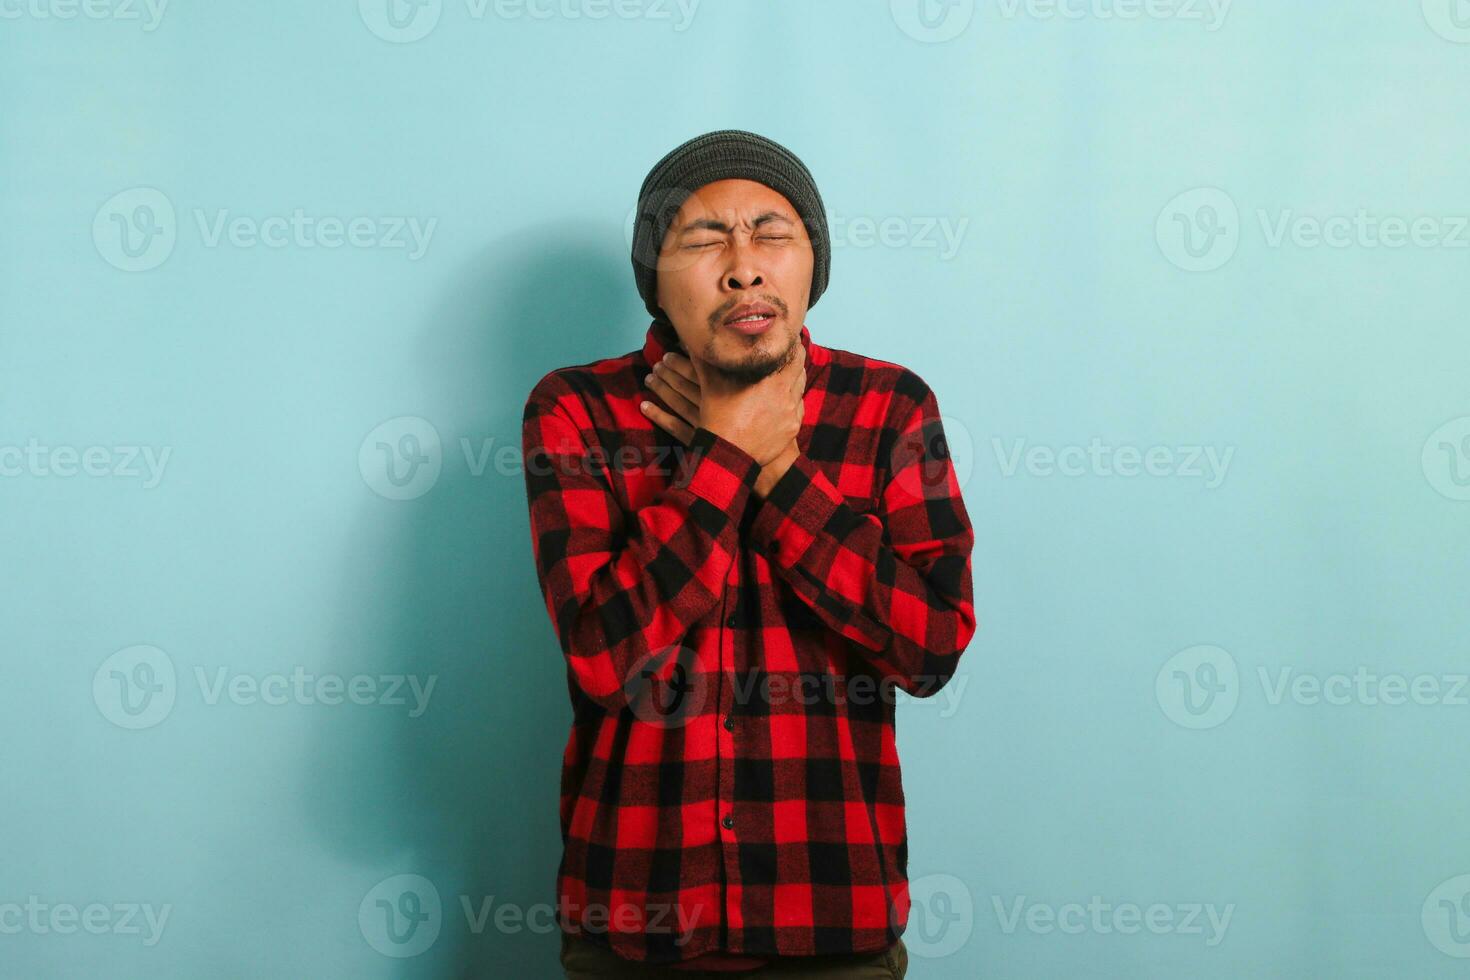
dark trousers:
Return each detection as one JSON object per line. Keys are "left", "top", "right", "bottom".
{"left": 560, "top": 932, "right": 908, "bottom": 979}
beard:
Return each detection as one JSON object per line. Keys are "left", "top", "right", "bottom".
{"left": 698, "top": 325, "right": 800, "bottom": 388}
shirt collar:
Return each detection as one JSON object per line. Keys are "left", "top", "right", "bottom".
{"left": 641, "top": 318, "right": 826, "bottom": 395}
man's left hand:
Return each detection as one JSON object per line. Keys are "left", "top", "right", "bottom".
{"left": 642, "top": 350, "right": 799, "bottom": 497}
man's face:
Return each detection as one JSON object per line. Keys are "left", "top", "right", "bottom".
{"left": 654, "top": 178, "right": 813, "bottom": 387}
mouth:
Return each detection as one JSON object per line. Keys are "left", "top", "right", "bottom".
{"left": 722, "top": 303, "right": 779, "bottom": 336}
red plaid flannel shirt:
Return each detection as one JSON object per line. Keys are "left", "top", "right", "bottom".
{"left": 520, "top": 318, "right": 977, "bottom": 965}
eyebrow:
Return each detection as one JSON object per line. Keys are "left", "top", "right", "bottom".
{"left": 677, "top": 210, "right": 795, "bottom": 235}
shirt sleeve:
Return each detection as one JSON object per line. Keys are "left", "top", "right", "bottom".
{"left": 521, "top": 374, "right": 762, "bottom": 713}
{"left": 746, "top": 375, "right": 976, "bottom": 696}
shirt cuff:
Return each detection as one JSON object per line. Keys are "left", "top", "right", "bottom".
{"left": 673, "top": 426, "right": 762, "bottom": 513}
{"left": 746, "top": 452, "right": 846, "bottom": 570}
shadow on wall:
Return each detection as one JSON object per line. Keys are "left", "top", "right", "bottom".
{"left": 300, "top": 226, "right": 648, "bottom": 979}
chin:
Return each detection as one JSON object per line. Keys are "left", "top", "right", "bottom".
{"left": 706, "top": 327, "right": 795, "bottom": 384}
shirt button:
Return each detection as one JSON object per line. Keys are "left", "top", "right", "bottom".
{"left": 769, "top": 540, "right": 780, "bottom": 554}
{"left": 726, "top": 614, "right": 738, "bottom": 628}
{"left": 723, "top": 715, "right": 734, "bottom": 731}
{"left": 722, "top": 815, "right": 734, "bottom": 830}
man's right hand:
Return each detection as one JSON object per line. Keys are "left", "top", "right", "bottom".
{"left": 689, "top": 340, "right": 806, "bottom": 467}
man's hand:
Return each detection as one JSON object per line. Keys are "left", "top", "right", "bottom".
{"left": 641, "top": 341, "right": 805, "bottom": 491}
{"left": 640, "top": 351, "right": 704, "bottom": 447}
{"left": 751, "top": 440, "right": 799, "bottom": 497}
{"left": 697, "top": 341, "right": 805, "bottom": 467}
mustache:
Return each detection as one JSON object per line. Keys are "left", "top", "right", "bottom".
{"left": 709, "top": 295, "right": 787, "bottom": 327}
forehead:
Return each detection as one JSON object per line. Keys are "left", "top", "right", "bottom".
{"left": 672, "top": 178, "right": 797, "bottom": 224}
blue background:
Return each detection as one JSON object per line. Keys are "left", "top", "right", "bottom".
{"left": 5, "top": 0, "right": 1470, "bottom": 976}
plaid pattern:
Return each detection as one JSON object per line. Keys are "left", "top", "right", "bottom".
{"left": 520, "top": 318, "right": 976, "bottom": 965}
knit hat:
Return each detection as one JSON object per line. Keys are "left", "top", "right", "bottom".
{"left": 630, "top": 129, "right": 830, "bottom": 325}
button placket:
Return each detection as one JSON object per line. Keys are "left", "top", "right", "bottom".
{"left": 717, "top": 553, "right": 738, "bottom": 849}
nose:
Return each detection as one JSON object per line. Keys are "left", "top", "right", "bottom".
{"left": 720, "top": 234, "right": 764, "bottom": 293}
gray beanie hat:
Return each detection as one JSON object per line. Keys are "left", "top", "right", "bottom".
{"left": 630, "top": 129, "right": 830, "bottom": 325}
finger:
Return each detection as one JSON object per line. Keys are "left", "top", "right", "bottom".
{"left": 661, "top": 352, "right": 699, "bottom": 387}
{"left": 653, "top": 361, "right": 700, "bottom": 405}
{"left": 640, "top": 399, "right": 696, "bottom": 445}
{"left": 646, "top": 372, "right": 699, "bottom": 423}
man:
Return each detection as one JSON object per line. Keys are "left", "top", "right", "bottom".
{"left": 521, "top": 130, "right": 976, "bottom": 977}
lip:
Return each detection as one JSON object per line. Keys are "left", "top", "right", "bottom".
{"left": 723, "top": 303, "right": 779, "bottom": 335}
